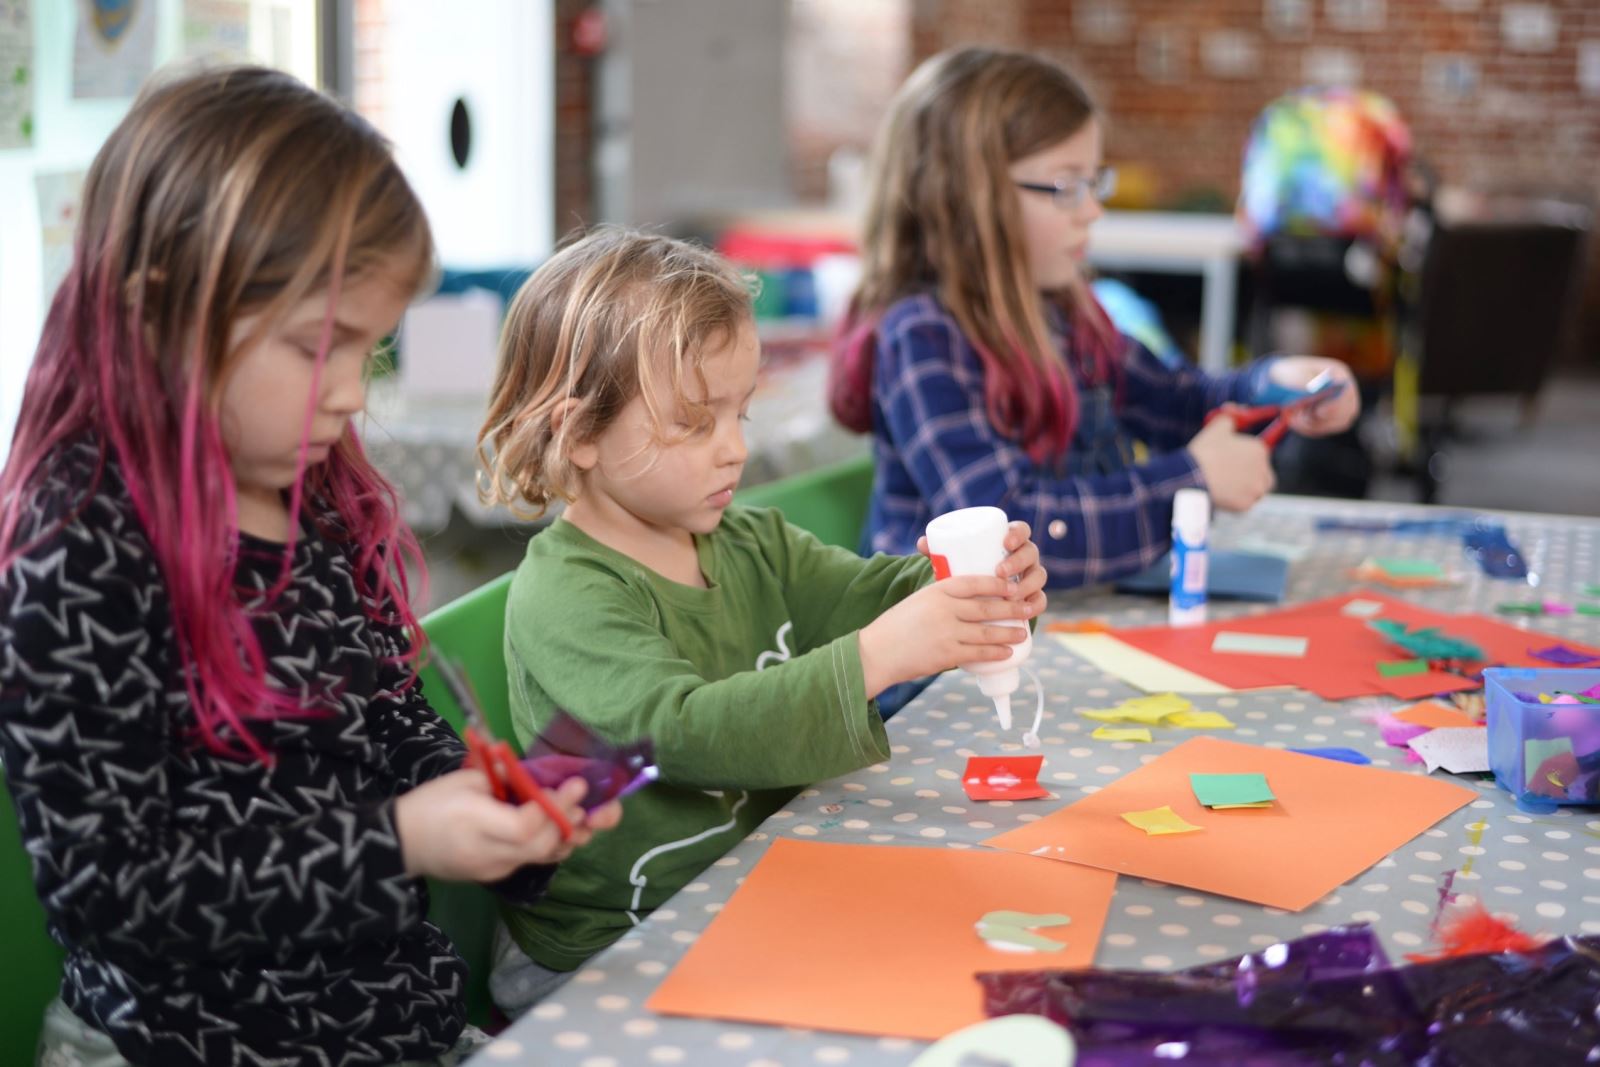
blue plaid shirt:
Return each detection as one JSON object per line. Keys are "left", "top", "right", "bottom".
{"left": 865, "top": 293, "right": 1270, "bottom": 589}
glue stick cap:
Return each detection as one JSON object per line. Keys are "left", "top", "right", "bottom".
{"left": 1172, "top": 488, "right": 1210, "bottom": 544}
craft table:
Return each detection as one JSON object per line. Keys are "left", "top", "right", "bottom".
{"left": 469, "top": 495, "right": 1600, "bottom": 1066}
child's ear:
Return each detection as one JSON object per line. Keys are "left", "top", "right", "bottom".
{"left": 550, "top": 398, "right": 599, "bottom": 471}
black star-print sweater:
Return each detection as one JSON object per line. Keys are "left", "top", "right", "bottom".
{"left": 0, "top": 441, "right": 550, "bottom": 1066}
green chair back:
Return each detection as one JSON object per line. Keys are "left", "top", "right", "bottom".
{"left": 733, "top": 453, "right": 875, "bottom": 551}
{"left": 416, "top": 572, "right": 517, "bottom": 1030}
{"left": 1, "top": 769, "right": 65, "bottom": 1064}
{"left": 417, "top": 572, "right": 517, "bottom": 740}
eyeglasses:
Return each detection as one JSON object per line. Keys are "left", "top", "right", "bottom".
{"left": 1014, "top": 166, "right": 1118, "bottom": 210}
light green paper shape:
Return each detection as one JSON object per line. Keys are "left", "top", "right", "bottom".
{"left": 1190, "top": 772, "right": 1275, "bottom": 808}
{"left": 1525, "top": 736, "right": 1575, "bottom": 788}
{"left": 975, "top": 911, "right": 1072, "bottom": 953}
{"left": 1377, "top": 659, "right": 1428, "bottom": 677}
{"left": 1371, "top": 557, "right": 1446, "bottom": 578}
{"left": 909, "top": 1013, "right": 1077, "bottom": 1067}
{"left": 1212, "top": 631, "right": 1308, "bottom": 657}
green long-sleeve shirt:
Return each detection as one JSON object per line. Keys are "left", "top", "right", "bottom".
{"left": 500, "top": 505, "right": 933, "bottom": 970}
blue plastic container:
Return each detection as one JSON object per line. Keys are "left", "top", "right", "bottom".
{"left": 1483, "top": 667, "right": 1600, "bottom": 812}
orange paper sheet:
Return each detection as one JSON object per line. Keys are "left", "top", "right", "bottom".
{"left": 646, "top": 839, "right": 1117, "bottom": 1041}
{"left": 985, "top": 737, "right": 1474, "bottom": 912}
{"left": 1395, "top": 700, "right": 1480, "bottom": 729}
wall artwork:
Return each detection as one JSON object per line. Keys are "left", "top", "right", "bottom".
{"left": 73, "top": 0, "right": 157, "bottom": 99}
{"left": 0, "top": 0, "right": 31, "bottom": 148}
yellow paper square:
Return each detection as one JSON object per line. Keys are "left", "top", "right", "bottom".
{"left": 1168, "top": 710, "right": 1237, "bottom": 730}
{"left": 1122, "top": 693, "right": 1193, "bottom": 716}
{"left": 1119, "top": 805, "right": 1203, "bottom": 835}
{"left": 1092, "top": 726, "right": 1153, "bottom": 743}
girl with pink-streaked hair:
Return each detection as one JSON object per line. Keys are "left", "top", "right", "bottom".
{"left": 0, "top": 66, "right": 617, "bottom": 1067}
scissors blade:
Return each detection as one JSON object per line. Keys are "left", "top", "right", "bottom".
{"left": 433, "top": 652, "right": 490, "bottom": 733}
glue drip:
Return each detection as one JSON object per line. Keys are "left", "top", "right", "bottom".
{"left": 983, "top": 666, "right": 1045, "bottom": 749}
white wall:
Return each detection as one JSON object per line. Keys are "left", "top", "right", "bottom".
{"left": 383, "top": 0, "right": 554, "bottom": 268}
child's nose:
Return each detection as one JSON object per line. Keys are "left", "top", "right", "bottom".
{"left": 322, "top": 361, "right": 367, "bottom": 416}
{"left": 717, "top": 420, "right": 748, "bottom": 466}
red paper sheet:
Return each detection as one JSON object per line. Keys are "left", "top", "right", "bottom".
{"left": 1112, "top": 594, "right": 1600, "bottom": 701}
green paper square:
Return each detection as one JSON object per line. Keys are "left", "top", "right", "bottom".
{"left": 1189, "top": 772, "right": 1275, "bottom": 809}
{"left": 1371, "top": 557, "right": 1446, "bottom": 579}
{"left": 1377, "top": 659, "right": 1428, "bottom": 677}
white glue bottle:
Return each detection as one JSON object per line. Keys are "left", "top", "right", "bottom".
{"left": 924, "top": 506, "right": 1033, "bottom": 729}
{"left": 1169, "top": 488, "right": 1210, "bottom": 627}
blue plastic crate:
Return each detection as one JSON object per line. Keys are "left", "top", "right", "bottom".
{"left": 1483, "top": 667, "right": 1600, "bottom": 811}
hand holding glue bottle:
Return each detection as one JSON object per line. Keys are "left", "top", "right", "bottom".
{"left": 857, "top": 508, "right": 1047, "bottom": 735}
{"left": 924, "top": 507, "right": 1045, "bottom": 744}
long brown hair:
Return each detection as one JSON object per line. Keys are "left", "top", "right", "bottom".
{"left": 0, "top": 65, "right": 435, "bottom": 762}
{"left": 478, "top": 227, "right": 754, "bottom": 519}
{"left": 833, "top": 47, "right": 1119, "bottom": 461}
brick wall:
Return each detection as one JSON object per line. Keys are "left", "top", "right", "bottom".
{"left": 910, "top": 0, "right": 1599, "bottom": 208}
{"left": 907, "top": 0, "right": 1600, "bottom": 358}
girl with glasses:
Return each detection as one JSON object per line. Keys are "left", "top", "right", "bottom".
{"left": 830, "top": 47, "right": 1360, "bottom": 592}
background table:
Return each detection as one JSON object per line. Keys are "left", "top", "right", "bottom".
{"left": 1087, "top": 210, "right": 1246, "bottom": 375}
{"left": 470, "top": 494, "right": 1600, "bottom": 1066}
{"left": 364, "top": 351, "right": 864, "bottom": 533}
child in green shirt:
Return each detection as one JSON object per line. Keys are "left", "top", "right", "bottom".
{"left": 475, "top": 227, "right": 1047, "bottom": 1014}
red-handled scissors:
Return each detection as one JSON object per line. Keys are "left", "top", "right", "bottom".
{"left": 1203, "top": 372, "right": 1347, "bottom": 450}
{"left": 433, "top": 653, "right": 573, "bottom": 842}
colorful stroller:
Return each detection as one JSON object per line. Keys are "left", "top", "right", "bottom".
{"left": 1236, "top": 87, "right": 1424, "bottom": 497}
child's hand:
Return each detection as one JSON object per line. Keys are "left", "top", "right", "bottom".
{"left": 1269, "top": 356, "right": 1360, "bottom": 436}
{"left": 1187, "top": 417, "right": 1274, "bottom": 513}
{"left": 395, "top": 769, "right": 619, "bottom": 882}
{"left": 915, "top": 520, "right": 1047, "bottom": 613}
{"left": 862, "top": 522, "right": 1046, "bottom": 697}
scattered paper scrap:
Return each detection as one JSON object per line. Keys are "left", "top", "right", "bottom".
{"left": 1368, "top": 619, "right": 1484, "bottom": 663}
{"left": 962, "top": 756, "right": 1049, "bottom": 802}
{"left": 1166, "top": 710, "right": 1237, "bottom": 730}
{"left": 1289, "top": 746, "right": 1371, "bottom": 765}
{"left": 1407, "top": 727, "right": 1490, "bottom": 774}
{"left": 1378, "top": 659, "right": 1428, "bottom": 677}
{"left": 974, "top": 911, "right": 1071, "bottom": 953}
{"left": 1212, "top": 631, "right": 1309, "bottom": 657}
{"left": 1394, "top": 700, "right": 1479, "bottom": 730}
{"left": 1529, "top": 643, "right": 1600, "bottom": 666}
{"left": 1077, "top": 695, "right": 1234, "bottom": 731}
{"left": 1079, "top": 692, "right": 1192, "bottom": 725}
{"left": 1190, "top": 772, "right": 1275, "bottom": 809}
{"left": 1044, "top": 618, "right": 1112, "bottom": 634}
{"left": 1352, "top": 558, "right": 1456, "bottom": 589}
{"left": 1341, "top": 599, "right": 1385, "bottom": 618}
{"left": 1092, "top": 726, "right": 1153, "bottom": 743}
{"left": 1120, "top": 805, "right": 1203, "bottom": 836}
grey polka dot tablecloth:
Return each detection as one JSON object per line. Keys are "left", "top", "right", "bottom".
{"left": 471, "top": 496, "right": 1600, "bottom": 1066}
